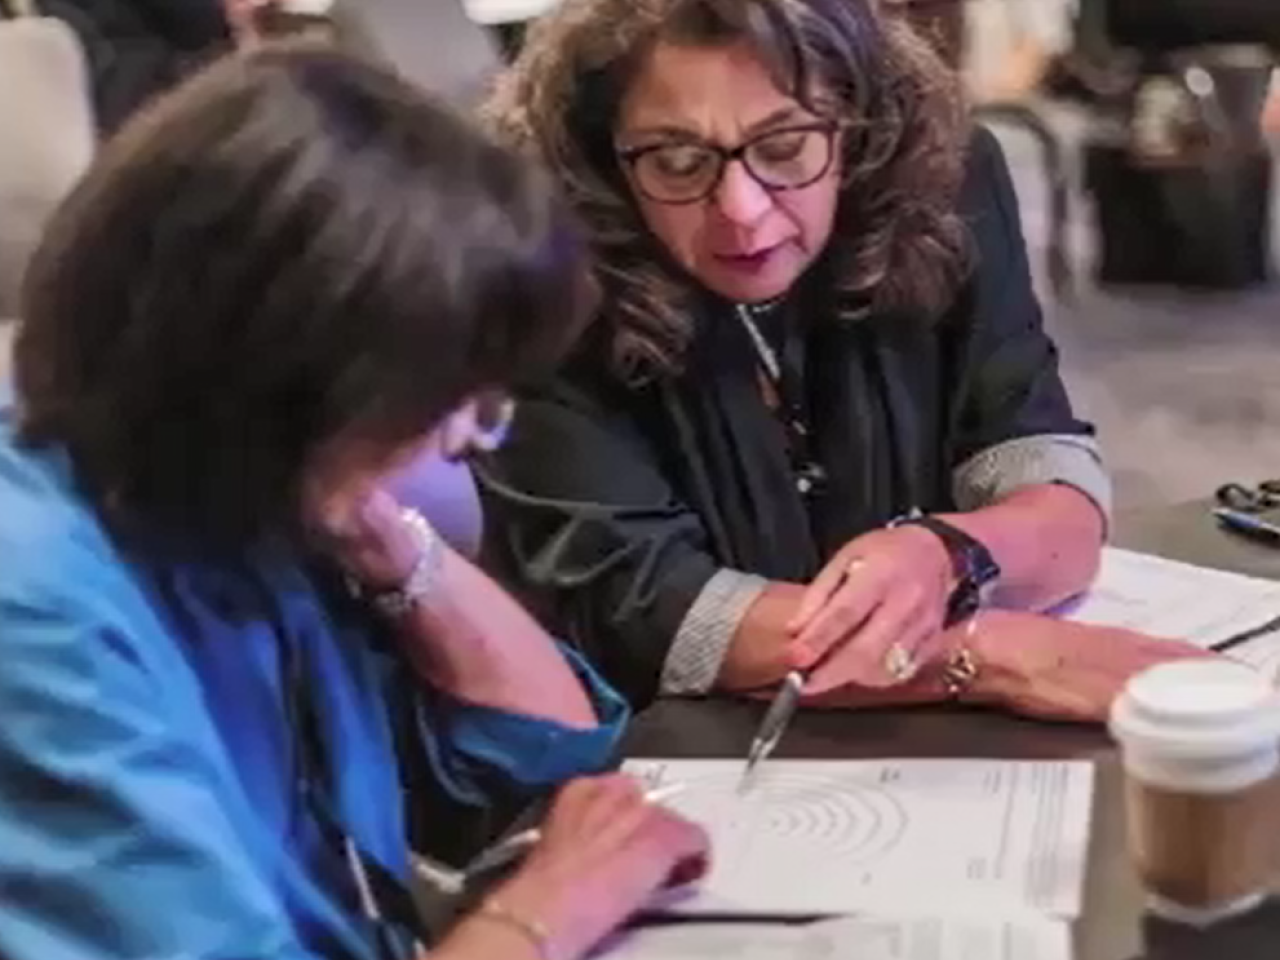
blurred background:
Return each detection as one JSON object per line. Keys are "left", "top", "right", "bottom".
{"left": 4, "top": 0, "right": 1280, "bottom": 517}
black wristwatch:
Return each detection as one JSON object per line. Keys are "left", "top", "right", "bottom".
{"left": 895, "top": 513, "right": 1001, "bottom": 626}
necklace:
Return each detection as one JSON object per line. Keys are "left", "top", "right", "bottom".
{"left": 734, "top": 301, "right": 828, "bottom": 499}
{"left": 736, "top": 299, "right": 787, "bottom": 383}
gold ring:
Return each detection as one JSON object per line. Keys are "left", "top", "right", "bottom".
{"left": 941, "top": 647, "right": 980, "bottom": 698}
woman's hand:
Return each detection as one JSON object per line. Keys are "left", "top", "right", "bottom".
{"left": 966, "top": 611, "right": 1216, "bottom": 723}
{"left": 478, "top": 775, "right": 710, "bottom": 960}
{"left": 786, "top": 526, "right": 955, "bottom": 689}
{"left": 307, "top": 485, "right": 423, "bottom": 592}
{"left": 222, "top": 0, "right": 272, "bottom": 45}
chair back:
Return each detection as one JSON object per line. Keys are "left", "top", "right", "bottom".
{"left": 0, "top": 320, "right": 14, "bottom": 385}
{"left": 0, "top": 0, "right": 94, "bottom": 317}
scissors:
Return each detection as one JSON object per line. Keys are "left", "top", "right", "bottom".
{"left": 1215, "top": 480, "right": 1280, "bottom": 513}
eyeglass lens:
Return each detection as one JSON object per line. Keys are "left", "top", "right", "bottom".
{"left": 630, "top": 126, "right": 836, "bottom": 204}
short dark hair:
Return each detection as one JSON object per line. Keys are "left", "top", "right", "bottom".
{"left": 16, "top": 42, "right": 590, "bottom": 545}
{"left": 485, "top": 0, "right": 970, "bottom": 380}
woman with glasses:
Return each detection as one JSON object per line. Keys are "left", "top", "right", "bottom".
{"left": 0, "top": 45, "right": 707, "bottom": 960}
{"left": 479, "top": 0, "right": 1207, "bottom": 717}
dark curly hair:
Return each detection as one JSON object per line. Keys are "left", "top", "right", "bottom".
{"left": 16, "top": 43, "right": 590, "bottom": 546}
{"left": 484, "top": 0, "right": 971, "bottom": 381}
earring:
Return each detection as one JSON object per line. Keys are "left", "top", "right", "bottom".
{"left": 468, "top": 399, "right": 516, "bottom": 454}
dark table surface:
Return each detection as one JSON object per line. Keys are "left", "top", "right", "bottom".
{"left": 622, "top": 502, "right": 1280, "bottom": 959}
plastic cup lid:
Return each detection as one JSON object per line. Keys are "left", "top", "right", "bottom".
{"left": 1111, "top": 660, "right": 1280, "bottom": 758}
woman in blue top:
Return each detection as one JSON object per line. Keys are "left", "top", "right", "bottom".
{"left": 0, "top": 44, "right": 707, "bottom": 960}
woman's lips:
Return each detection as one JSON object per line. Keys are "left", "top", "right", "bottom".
{"left": 713, "top": 244, "right": 783, "bottom": 275}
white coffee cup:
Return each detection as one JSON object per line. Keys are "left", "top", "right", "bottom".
{"left": 1110, "top": 659, "right": 1280, "bottom": 926}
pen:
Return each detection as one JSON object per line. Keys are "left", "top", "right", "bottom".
{"left": 737, "top": 669, "right": 805, "bottom": 794}
{"left": 1211, "top": 612, "right": 1280, "bottom": 654}
{"left": 462, "top": 782, "right": 688, "bottom": 879}
{"left": 1213, "top": 507, "right": 1280, "bottom": 545}
{"left": 738, "top": 572, "right": 926, "bottom": 793}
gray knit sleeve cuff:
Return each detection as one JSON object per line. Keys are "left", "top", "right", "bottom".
{"left": 660, "top": 569, "right": 769, "bottom": 697}
{"left": 952, "top": 433, "right": 1113, "bottom": 527}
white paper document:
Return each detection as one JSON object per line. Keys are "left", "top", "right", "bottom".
{"left": 1225, "top": 632, "right": 1280, "bottom": 677}
{"left": 1056, "top": 548, "right": 1280, "bottom": 670}
{"left": 623, "top": 759, "right": 1093, "bottom": 919}
{"left": 595, "top": 915, "right": 1070, "bottom": 960}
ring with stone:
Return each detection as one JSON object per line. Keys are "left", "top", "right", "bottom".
{"left": 884, "top": 642, "right": 917, "bottom": 680}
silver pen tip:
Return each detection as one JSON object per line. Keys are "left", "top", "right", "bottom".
{"left": 737, "top": 744, "right": 763, "bottom": 794}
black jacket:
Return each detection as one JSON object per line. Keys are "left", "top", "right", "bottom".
{"left": 480, "top": 129, "right": 1094, "bottom": 706}
{"left": 44, "top": 0, "right": 231, "bottom": 134}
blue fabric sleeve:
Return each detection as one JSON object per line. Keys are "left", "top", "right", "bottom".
{"left": 0, "top": 552, "right": 312, "bottom": 960}
{"left": 414, "top": 645, "right": 630, "bottom": 806}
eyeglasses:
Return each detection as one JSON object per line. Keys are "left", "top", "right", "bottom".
{"left": 617, "top": 123, "right": 840, "bottom": 206}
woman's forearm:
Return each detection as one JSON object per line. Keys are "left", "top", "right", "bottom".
{"left": 716, "top": 484, "right": 1104, "bottom": 694}
{"left": 431, "top": 914, "right": 545, "bottom": 960}
{"left": 942, "top": 483, "right": 1105, "bottom": 612}
{"left": 393, "top": 547, "right": 597, "bottom": 729}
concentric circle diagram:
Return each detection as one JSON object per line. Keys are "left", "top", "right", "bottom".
{"left": 670, "top": 769, "right": 908, "bottom": 864}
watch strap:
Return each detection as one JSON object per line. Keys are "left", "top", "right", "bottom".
{"left": 892, "top": 512, "right": 1001, "bottom": 625}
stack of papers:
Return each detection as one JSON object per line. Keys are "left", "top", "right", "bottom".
{"left": 595, "top": 915, "right": 1069, "bottom": 960}
{"left": 623, "top": 759, "right": 1093, "bottom": 919}
{"left": 1058, "top": 548, "right": 1280, "bottom": 676}
{"left": 599, "top": 549, "right": 1280, "bottom": 959}
{"left": 606, "top": 758, "right": 1087, "bottom": 960}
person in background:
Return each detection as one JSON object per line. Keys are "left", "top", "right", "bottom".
{"left": 0, "top": 45, "right": 706, "bottom": 960}
{"left": 43, "top": 0, "right": 319, "bottom": 133}
{"left": 479, "top": 0, "right": 1207, "bottom": 717}
{"left": 1263, "top": 68, "right": 1280, "bottom": 137}
{"left": 42, "top": 0, "right": 233, "bottom": 132}
{"left": 964, "top": 0, "right": 1079, "bottom": 104}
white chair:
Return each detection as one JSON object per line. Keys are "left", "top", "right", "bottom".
{"left": 0, "top": 0, "right": 95, "bottom": 317}
{"left": 0, "top": 321, "right": 14, "bottom": 384}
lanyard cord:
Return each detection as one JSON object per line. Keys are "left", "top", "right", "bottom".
{"left": 284, "top": 631, "right": 424, "bottom": 960}
{"left": 737, "top": 303, "right": 784, "bottom": 385}
{"left": 735, "top": 302, "right": 828, "bottom": 499}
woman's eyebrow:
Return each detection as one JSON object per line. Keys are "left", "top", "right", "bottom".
{"left": 620, "top": 107, "right": 811, "bottom": 147}
{"left": 622, "top": 124, "right": 699, "bottom": 141}
{"left": 742, "top": 106, "right": 810, "bottom": 136}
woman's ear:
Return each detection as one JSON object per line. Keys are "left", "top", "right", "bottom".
{"left": 437, "top": 400, "right": 482, "bottom": 462}
{"left": 436, "top": 395, "right": 516, "bottom": 461}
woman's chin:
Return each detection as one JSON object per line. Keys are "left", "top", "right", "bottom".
{"left": 699, "top": 268, "right": 799, "bottom": 305}
{"left": 695, "top": 250, "right": 808, "bottom": 304}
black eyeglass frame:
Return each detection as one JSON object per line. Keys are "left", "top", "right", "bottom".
{"left": 616, "top": 122, "right": 843, "bottom": 206}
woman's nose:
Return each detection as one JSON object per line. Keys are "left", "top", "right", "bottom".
{"left": 711, "top": 160, "right": 774, "bottom": 227}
